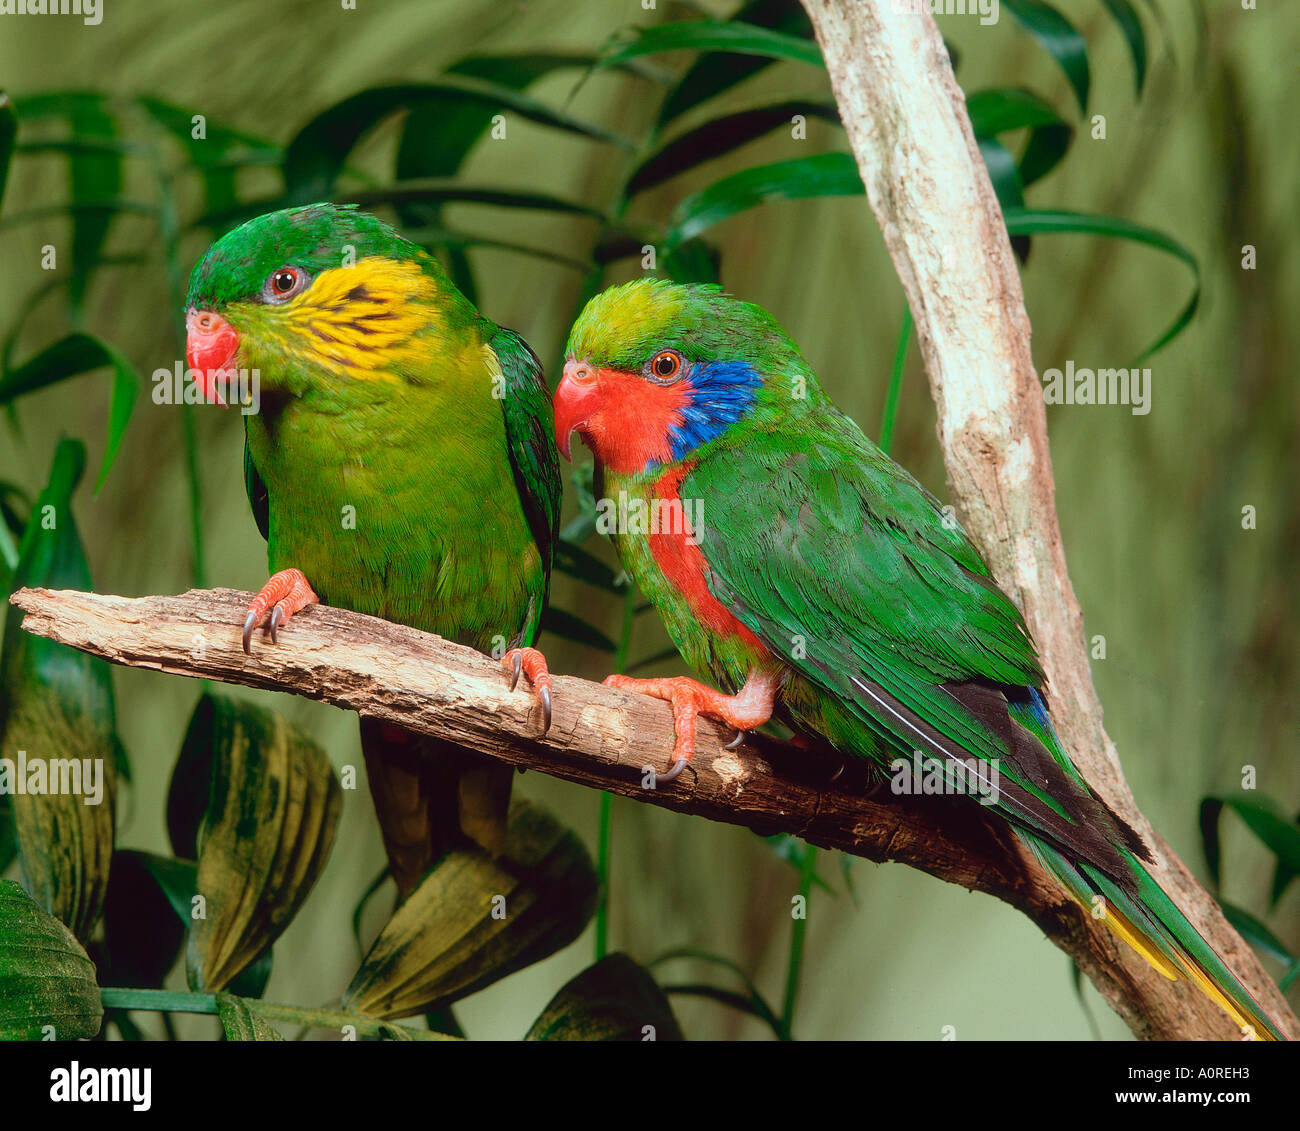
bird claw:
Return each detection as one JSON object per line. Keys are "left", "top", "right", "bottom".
{"left": 724, "top": 729, "right": 748, "bottom": 750}
{"left": 657, "top": 756, "right": 691, "bottom": 784}
{"left": 502, "top": 647, "right": 553, "bottom": 736}
{"left": 241, "top": 568, "right": 318, "bottom": 654}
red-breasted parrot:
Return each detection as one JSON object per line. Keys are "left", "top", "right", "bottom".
{"left": 184, "top": 203, "right": 558, "bottom": 896}
{"left": 552, "top": 278, "right": 1285, "bottom": 1040}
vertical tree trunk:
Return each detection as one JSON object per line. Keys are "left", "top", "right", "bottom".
{"left": 799, "top": 0, "right": 1294, "bottom": 1040}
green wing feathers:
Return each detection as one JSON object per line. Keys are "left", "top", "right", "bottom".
{"left": 491, "top": 327, "right": 561, "bottom": 647}
{"left": 686, "top": 410, "right": 1283, "bottom": 1038}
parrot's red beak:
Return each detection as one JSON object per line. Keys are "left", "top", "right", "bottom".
{"left": 185, "top": 309, "right": 240, "bottom": 406}
{"left": 553, "top": 360, "right": 602, "bottom": 461}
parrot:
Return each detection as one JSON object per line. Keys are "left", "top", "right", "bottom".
{"left": 184, "top": 203, "right": 559, "bottom": 897}
{"left": 552, "top": 277, "right": 1287, "bottom": 1040}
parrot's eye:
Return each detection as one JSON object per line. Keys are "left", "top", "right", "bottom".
{"left": 647, "top": 350, "right": 682, "bottom": 383}
{"left": 264, "top": 267, "right": 306, "bottom": 302}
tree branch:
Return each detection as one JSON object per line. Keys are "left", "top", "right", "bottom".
{"left": 799, "top": 0, "right": 1294, "bottom": 1040}
{"left": 10, "top": 585, "right": 1295, "bottom": 1039}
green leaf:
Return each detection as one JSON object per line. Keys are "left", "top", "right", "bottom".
{"left": 283, "top": 80, "right": 633, "bottom": 201}
{"left": 0, "top": 878, "right": 102, "bottom": 1040}
{"left": 0, "top": 333, "right": 140, "bottom": 490}
{"left": 879, "top": 303, "right": 913, "bottom": 455}
{"left": 559, "top": 461, "right": 601, "bottom": 546}
{"left": 396, "top": 226, "right": 590, "bottom": 272}
{"left": 626, "top": 645, "right": 684, "bottom": 674}
{"left": 629, "top": 98, "right": 840, "bottom": 196}
{"left": 0, "top": 91, "right": 16, "bottom": 210}
{"left": 554, "top": 538, "right": 624, "bottom": 594}
{"left": 1004, "top": 0, "right": 1090, "bottom": 114}
{"left": 216, "top": 993, "right": 283, "bottom": 1041}
{"left": 526, "top": 954, "right": 683, "bottom": 1040}
{"left": 347, "top": 180, "right": 605, "bottom": 218}
{"left": 399, "top": 53, "right": 619, "bottom": 180}
{"left": 100, "top": 850, "right": 188, "bottom": 989}
{"left": 966, "top": 87, "right": 1069, "bottom": 137}
{"left": 1271, "top": 847, "right": 1298, "bottom": 911}
{"left": 185, "top": 695, "right": 342, "bottom": 992}
{"left": 167, "top": 694, "right": 216, "bottom": 859}
{"left": 344, "top": 801, "right": 598, "bottom": 1019}
{"left": 1281, "top": 959, "right": 1300, "bottom": 994}
{"left": 661, "top": 236, "right": 721, "bottom": 284}
{"left": 762, "top": 834, "right": 834, "bottom": 895}
{"left": 1219, "top": 902, "right": 1293, "bottom": 966}
{"left": 226, "top": 947, "right": 273, "bottom": 1001}
{"left": 1100, "top": 0, "right": 1148, "bottom": 95}
{"left": 1201, "top": 795, "right": 1300, "bottom": 897}
{"left": 0, "top": 439, "right": 121, "bottom": 941}
{"left": 599, "top": 20, "right": 823, "bottom": 72}
{"left": 351, "top": 864, "right": 392, "bottom": 955}
{"left": 1200, "top": 797, "right": 1225, "bottom": 889}
{"left": 204, "top": 184, "right": 604, "bottom": 235}
{"left": 1001, "top": 208, "right": 1199, "bottom": 359}
{"left": 978, "top": 137, "right": 1026, "bottom": 211}
{"left": 965, "top": 87, "right": 1075, "bottom": 189}
{"left": 137, "top": 97, "right": 278, "bottom": 220}
{"left": 657, "top": 0, "right": 815, "bottom": 125}
{"left": 665, "top": 151, "right": 862, "bottom": 250}
{"left": 65, "top": 96, "right": 122, "bottom": 313}
{"left": 1017, "top": 120, "right": 1074, "bottom": 189}
{"left": 650, "top": 946, "right": 781, "bottom": 1037}
{"left": 541, "top": 607, "right": 617, "bottom": 652}
{"left": 394, "top": 55, "right": 616, "bottom": 304}
{"left": 0, "top": 795, "right": 15, "bottom": 876}
{"left": 8, "top": 93, "right": 125, "bottom": 313}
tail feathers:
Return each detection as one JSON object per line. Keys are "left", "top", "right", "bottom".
{"left": 1023, "top": 833, "right": 1286, "bottom": 1040}
{"left": 359, "top": 718, "right": 512, "bottom": 898}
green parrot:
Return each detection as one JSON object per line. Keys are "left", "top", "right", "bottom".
{"left": 184, "top": 203, "right": 559, "bottom": 897}
{"left": 552, "top": 278, "right": 1286, "bottom": 1040}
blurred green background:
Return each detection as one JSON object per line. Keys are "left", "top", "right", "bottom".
{"left": 0, "top": 0, "right": 1295, "bottom": 1039}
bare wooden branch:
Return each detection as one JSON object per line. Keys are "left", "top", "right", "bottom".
{"left": 10, "top": 586, "right": 1296, "bottom": 1039}
{"left": 798, "top": 0, "right": 1294, "bottom": 1040}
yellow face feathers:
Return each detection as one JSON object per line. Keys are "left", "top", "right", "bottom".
{"left": 272, "top": 257, "right": 445, "bottom": 383}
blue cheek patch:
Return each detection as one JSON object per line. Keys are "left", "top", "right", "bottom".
{"left": 666, "top": 359, "right": 762, "bottom": 462}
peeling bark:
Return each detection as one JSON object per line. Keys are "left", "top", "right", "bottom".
{"left": 10, "top": 585, "right": 1295, "bottom": 1039}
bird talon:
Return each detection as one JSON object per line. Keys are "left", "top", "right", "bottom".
{"left": 502, "top": 647, "right": 553, "bottom": 736}
{"left": 269, "top": 604, "right": 285, "bottom": 643}
{"left": 242, "top": 611, "right": 258, "bottom": 654}
{"left": 724, "top": 729, "right": 747, "bottom": 750}
{"left": 658, "top": 756, "right": 691, "bottom": 784}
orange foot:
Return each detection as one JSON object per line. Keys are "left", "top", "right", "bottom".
{"left": 242, "top": 568, "right": 319, "bottom": 653}
{"left": 603, "top": 669, "right": 778, "bottom": 784}
{"left": 503, "top": 647, "right": 553, "bottom": 734}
